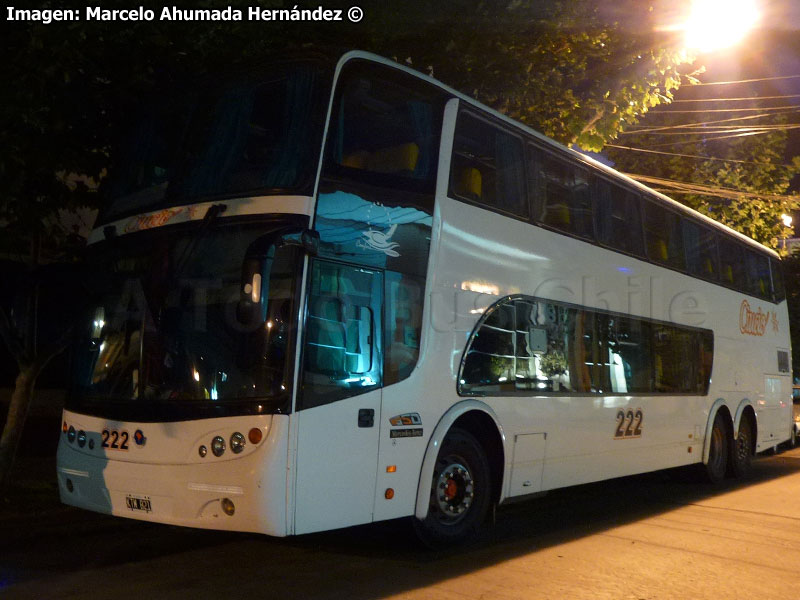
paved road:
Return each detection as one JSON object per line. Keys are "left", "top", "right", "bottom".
{"left": 4, "top": 448, "right": 800, "bottom": 600}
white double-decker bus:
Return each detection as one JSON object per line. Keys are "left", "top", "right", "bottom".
{"left": 57, "top": 51, "right": 792, "bottom": 545}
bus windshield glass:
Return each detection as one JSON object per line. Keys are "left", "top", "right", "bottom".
{"left": 69, "top": 219, "right": 302, "bottom": 420}
{"left": 102, "top": 61, "right": 329, "bottom": 223}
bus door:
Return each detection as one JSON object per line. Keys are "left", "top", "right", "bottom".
{"left": 293, "top": 259, "right": 384, "bottom": 534}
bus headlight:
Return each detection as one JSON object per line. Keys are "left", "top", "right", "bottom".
{"left": 230, "top": 432, "right": 245, "bottom": 454}
{"left": 211, "top": 436, "right": 226, "bottom": 457}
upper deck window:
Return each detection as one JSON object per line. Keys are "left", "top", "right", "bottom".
{"left": 448, "top": 112, "right": 527, "bottom": 217}
{"left": 594, "top": 179, "right": 643, "bottom": 255}
{"left": 683, "top": 220, "right": 719, "bottom": 281}
{"left": 643, "top": 201, "right": 685, "bottom": 270}
{"left": 102, "top": 61, "right": 330, "bottom": 223}
{"left": 327, "top": 61, "right": 444, "bottom": 189}
{"left": 532, "top": 149, "right": 593, "bottom": 239}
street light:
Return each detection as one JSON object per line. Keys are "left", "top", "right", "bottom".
{"left": 781, "top": 213, "right": 793, "bottom": 253}
{"left": 684, "top": 0, "right": 760, "bottom": 52}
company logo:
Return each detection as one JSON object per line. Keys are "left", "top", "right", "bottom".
{"left": 359, "top": 223, "right": 400, "bottom": 257}
{"left": 134, "top": 429, "right": 146, "bottom": 446}
{"left": 739, "top": 299, "right": 777, "bottom": 336}
{"left": 389, "top": 413, "right": 422, "bottom": 426}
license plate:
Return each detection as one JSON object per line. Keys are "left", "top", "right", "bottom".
{"left": 125, "top": 495, "right": 152, "bottom": 513}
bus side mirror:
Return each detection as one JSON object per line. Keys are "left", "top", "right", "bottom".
{"left": 237, "top": 257, "right": 267, "bottom": 326}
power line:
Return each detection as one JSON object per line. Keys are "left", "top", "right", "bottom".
{"left": 672, "top": 94, "right": 800, "bottom": 103}
{"left": 641, "top": 105, "right": 800, "bottom": 114}
{"left": 622, "top": 172, "right": 798, "bottom": 201}
{"left": 644, "top": 129, "right": 788, "bottom": 149}
{"left": 691, "top": 74, "right": 800, "bottom": 86}
{"left": 621, "top": 108, "right": 800, "bottom": 133}
{"left": 607, "top": 144, "right": 757, "bottom": 165}
{"left": 606, "top": 144, "right": 799, "bottom": 170}
{"left": 617, "top": 125, "right": 800, "bottom": 136}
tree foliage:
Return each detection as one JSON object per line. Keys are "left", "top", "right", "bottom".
{"left": 369, "top": 1, "right": 695, "bottom": 151}
{"left": 606, "top": 112, "right": 800, "bottom": 251}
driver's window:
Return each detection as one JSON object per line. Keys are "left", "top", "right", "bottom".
{"left": 300, "top": 260, "right": 383, "bottom": 409}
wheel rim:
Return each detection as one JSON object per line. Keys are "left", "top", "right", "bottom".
{"left": 434, "top": 459, "right": 474, "bottom": 524}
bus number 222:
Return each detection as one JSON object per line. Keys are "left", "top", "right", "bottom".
{"left": 614, "top": 409, "right": 643, "bottom": 439}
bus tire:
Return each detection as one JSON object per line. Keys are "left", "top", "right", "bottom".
{"left": 704, "top": 412, "right": 729, "bottom": 484}
{"left": 730, "top": 416, "right": 753, "bottom": 479}
{"left": 413, "top": 428, "right": 491, "bottom": 547}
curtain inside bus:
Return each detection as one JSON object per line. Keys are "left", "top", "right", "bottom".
{"left": 101, "top": 62, "right": 329, "bottom": 224}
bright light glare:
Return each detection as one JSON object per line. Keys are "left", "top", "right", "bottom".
{"left": 684, "top": 0, "right": 760, "bottom": 52}
{"left": 782, "top": 213, "right": 793, "bottom": 228}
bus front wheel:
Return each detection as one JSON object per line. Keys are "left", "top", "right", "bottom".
{"left": 413, "top": 428, "right": 491, "bottom": 547}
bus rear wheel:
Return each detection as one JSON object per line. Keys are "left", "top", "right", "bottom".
{"left": 413, "top": 428, "right": 491, "bottom": 547}
{"left": 704, "top": 412, "right": 729, "bottom": 484}
{"left": 729, "top": 416, "right": 753, "bottom": 479}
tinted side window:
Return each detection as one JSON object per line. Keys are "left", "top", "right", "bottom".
{"left": 459, "top": 296, "right": 713, "bottom": 396}
{"left": 683, "top": 220, "right": 719, "bottom": 280}
{"left": 643, "top": 202, "right": 685, "bottom": 270}
{"left": 718, "top": 238, "right": 746, "bottom": 289}
{"left": 771, "top": 258, "right": 785, "bottom": 302}
{"left": 449, "top": 112, "right": 527, "bottom": 216}
{"left": 594, "top": 179, "right": 644, "bottom": 256}
{"left": 301, "top": 261, "right": 382, "bottom": 408}
{"left": 328, "top": 62, "right": 443, "bottom": 185}
{"left": 744, "top": 250, "right": 771, "bottom": 299}
{"left": 532, "top": 150, "right": 593, "bottom": 239}
{"left": 384, "top": 272, "right": 423, "bottom": 385}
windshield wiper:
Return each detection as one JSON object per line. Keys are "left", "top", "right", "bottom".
{"left": 173, "top": 203, "right": 227, "bottom": 277}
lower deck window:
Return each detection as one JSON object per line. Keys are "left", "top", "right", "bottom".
{"left": 458, "top": 296, "right": 713, "bottom": 396}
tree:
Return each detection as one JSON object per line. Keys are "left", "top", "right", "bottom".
{"left": 606, "top": 107, "right": 800, "bottom": 251}
{"left": 369, "top": 1, "right": 696, "bottom": 151}
{"left": 0, "top": 0, "right": 699, "bottom": 489}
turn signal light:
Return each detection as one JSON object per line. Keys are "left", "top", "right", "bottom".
{"left": 385, "top": 488, "right": 394, "bottom": 500}
{"left": 221, "top": 498, "right": 235, "bottom": 516}
{"left": 248, "top": 428, "right": 263, "bottom": 444}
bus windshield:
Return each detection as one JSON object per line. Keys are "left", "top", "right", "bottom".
{"left": 102, "top": 60, "right": 329, "bottom": 223}
{"left": 69, "top": 219, "right": 302, "bottom": 420}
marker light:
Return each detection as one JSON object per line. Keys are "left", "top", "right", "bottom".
{"left": 198, "top": 445, "right": 208, "bottom": 458}
{"left": 211, "top": 436, "right": 226, "bottom": 457}
{"left": 221, "top": 498, "right": 235, "bottom": 516}
{"left": 67, "top": 426, "right": 76, "bottom": 443}
{"left": 385, "top": 488, "right": 395, "bottom": 500}
{"left": 230, "top": 432, "right": 245, "bottom": 454}
{"left": 248, "top": 428, "right": 263, "bottom": 445}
